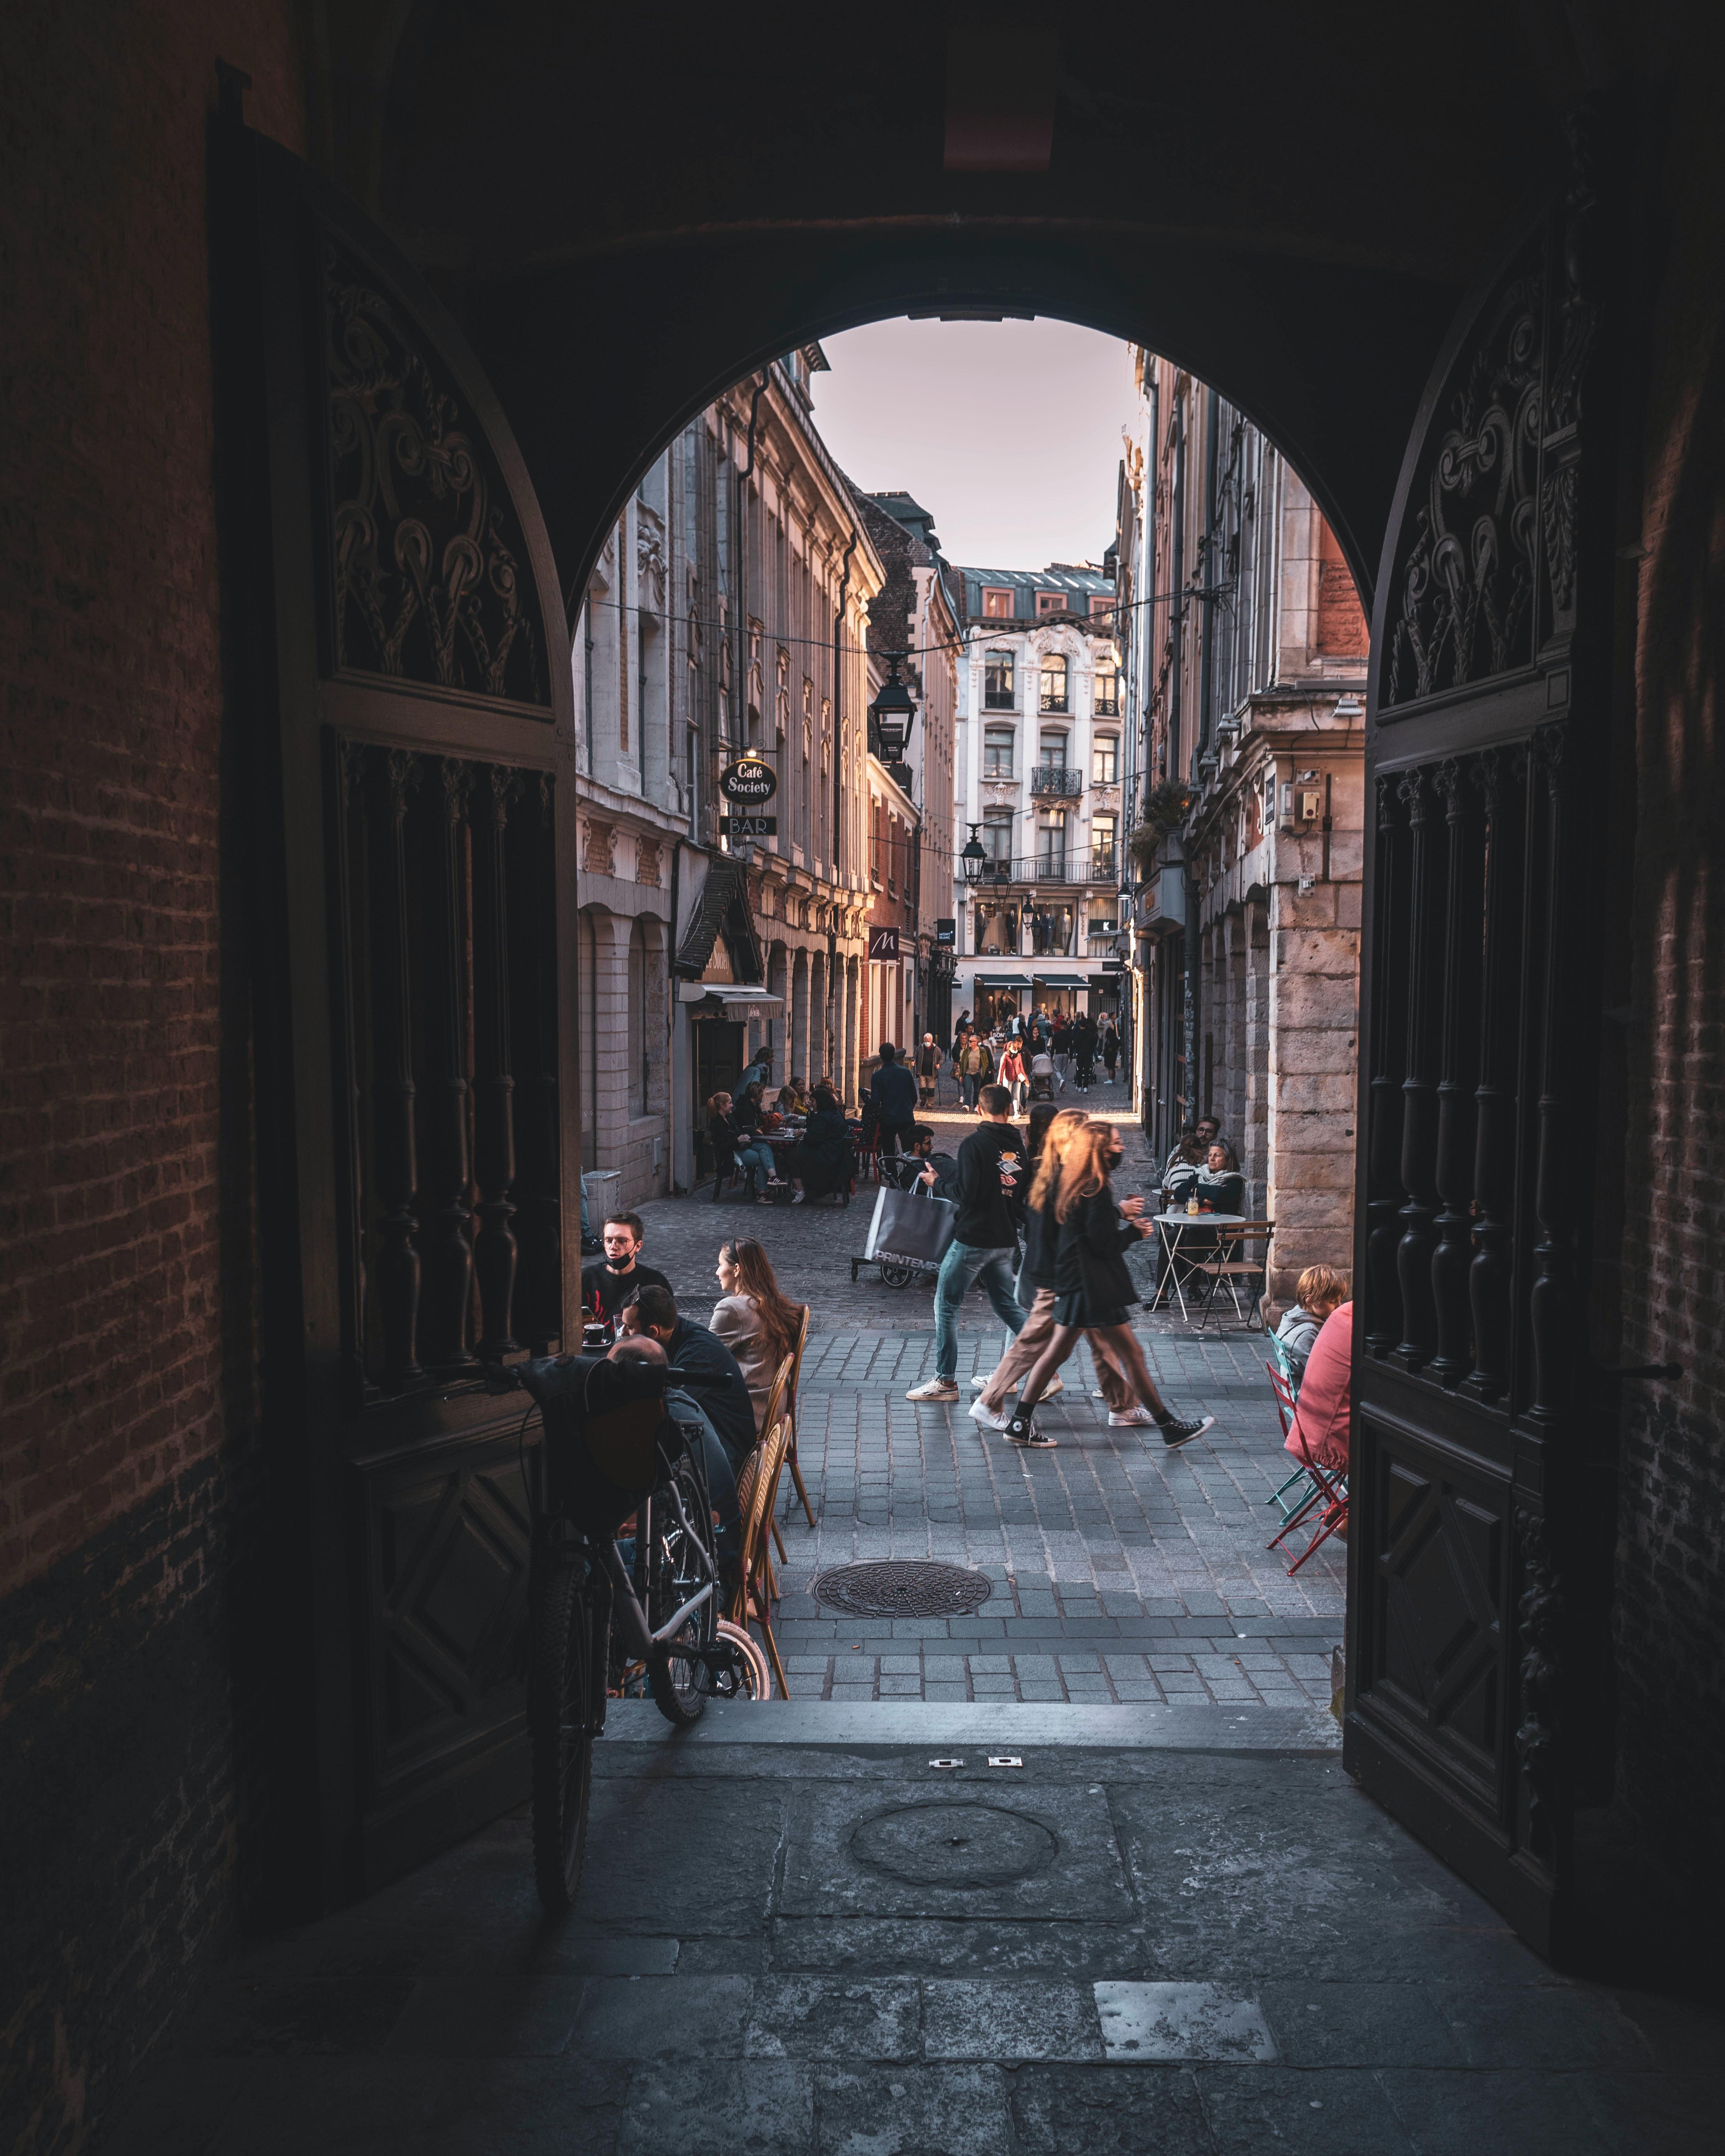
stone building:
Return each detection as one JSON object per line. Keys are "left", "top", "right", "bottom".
{"left": 1119, "top": 350, "right": 1368, "bottom": 1297}
{"left": 854, "top": 490, "right": 961, "bottom": 1051}
{"left": 573, "top": 348, "right": 884, "bottom": 1204}
{"left": 949, "top": 563, "right": 1125, "bottom": 1031}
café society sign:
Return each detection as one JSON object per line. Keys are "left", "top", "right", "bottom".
{"left": 719, "top": 756, "right": 777, "bottom": 804}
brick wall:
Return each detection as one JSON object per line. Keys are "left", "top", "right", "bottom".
{"left": 0, "top": 3, "right": 303, "bottom": 2147}
{"left": 1611, "top": 71, "right": 1725, "bottom": 1902}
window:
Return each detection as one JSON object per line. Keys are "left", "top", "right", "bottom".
{"left": 1038, "top": 728, "right": 1068, "bottom": 768}
{"left": 1039, "top": 656, "right": 1068, "bottom": 713}
{"left": 1037, "top": 806, "right": 1067, "bottom": 871}
{"left": 1090, "top": 594, "right": 1115, "bottom": 619}
{"left": 775, "top": 648, "right": 790, "bottom": 737}
{"left": 1091, "top": 812, "right": 1117, "bottom": 874}
{"left": 1036, "top": 591, "right": 1066, "bottom": 617}
{"left": 1093, "top": 664, "right": 1119, "bottom": 718}
{"left": 983, "top": 724, "right": 1015, "bottom": 778}
{"left": 983, "top": 649, "right": 1016, "bottom": 708}
{"left": 982, "top": 586, "right": 1015, "bottom": 618}
{"left": 983, "top": 805, "right": 1014, "bottom": 862}
{"left": 1029, "top": 903, "right": 1073, "bottom": 956}
{"left": 1092, "top": 735, "right": 1118, "bottom": 783}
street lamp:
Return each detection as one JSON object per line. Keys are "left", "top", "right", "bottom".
{"left": 960, "top": 823, "right": 988, "bottom": 885}
{"left": 869, "top": 657, "right": 916, "bottom": 765}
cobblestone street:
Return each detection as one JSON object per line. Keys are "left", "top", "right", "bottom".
{"left": 627, "top": 1100, "right": 1344, "bottom": 1711}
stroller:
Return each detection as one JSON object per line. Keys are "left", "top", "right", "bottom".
{"left": 1028, "top": 1048, "right": 1056, "bottom": 1103}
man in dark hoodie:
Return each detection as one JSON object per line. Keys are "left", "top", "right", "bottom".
{"left": 868, "top": 1040, "right": 919, "bottom": 1158}
{"left": 905, "top": 1086, "right": 1028, "bottom": 1402}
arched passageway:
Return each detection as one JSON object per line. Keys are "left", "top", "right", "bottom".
{"left": 8, "top": 7, "right": 1725, "bottom": 2148}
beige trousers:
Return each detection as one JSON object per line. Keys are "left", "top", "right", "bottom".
{"left": 979, "top": 1287, "right": 1134, "bottom": 1411}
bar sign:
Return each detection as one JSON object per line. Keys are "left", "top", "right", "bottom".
{"left": 720, "top": 814, "right": 777, "bottom": 836}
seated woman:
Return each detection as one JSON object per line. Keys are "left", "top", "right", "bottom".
{"left": 1274, "top": 1264, "right": 1347, "bottom": 1387}
{"left": 707, "top": 1090, "right": 776, "bottom": 1198}
{"left": 776, "top": 1073, "right": 813, "bottom": 1117}
{"left": 790, "top": 1081, "right": 853, "bottom": 1205}
{"left": 1285, "top": 1297, "right": 1352, "bottom": 1476}
{"left": 710, "top": 1237, "right": 808, "bottom": 1436}
{"left": 1193, "top": 1140, "right": 1247, "bottom": 1214}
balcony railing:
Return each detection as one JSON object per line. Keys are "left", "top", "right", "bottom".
{"left": 1038, "top": 692, "right": 1070, "bottom": 714}
{"left": 983, "top": 689, "right": 1017, "bottom": 710}
{"left": 1094, "top": 695, "right": 1120, "bottom": 716}
{"left": 1029, "top": 765, "right": 1083, "bottom": 799}
{"left": 970, "top": 851, "right": 1115, "bottom": 888}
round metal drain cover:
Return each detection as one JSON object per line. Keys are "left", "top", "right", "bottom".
{"left": 850, "top": 1802, "right": 1055, "bottom": 1888}
{"left": 811, "top": 1560, "right": 994, "bottom": 1619}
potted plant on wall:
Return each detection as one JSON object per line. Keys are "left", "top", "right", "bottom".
{"left": 1126, "top": 779, "right": 1193, "bottom": 875}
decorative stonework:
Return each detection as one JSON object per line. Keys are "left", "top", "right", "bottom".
{"left": 582, "top": 819, "right": 615, "bottom": 875}
{"left": 322, "top": 239, "right": 548, "bottom": 707}
{"left": 634, "top": 836, "right": 662, "bottom": 887}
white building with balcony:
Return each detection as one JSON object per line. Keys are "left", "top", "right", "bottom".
{"left": 950, "top": 563, "right": 1125, "bottom": 1031}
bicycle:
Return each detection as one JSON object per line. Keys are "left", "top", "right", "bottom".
{"left": 492, "top": 1355, "right": 761, "bottom": 1912}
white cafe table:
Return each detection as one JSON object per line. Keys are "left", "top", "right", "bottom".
{"left": 1150, "top": 1212, "right": 1246, "bottom": 1327}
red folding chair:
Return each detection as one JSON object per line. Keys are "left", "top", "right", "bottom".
{"left": 1264, "top": 1359, "right": 1318, "bottom": 1524}
{"left": 1265, "top": 1369, "right": 1349, "bottom": 1575}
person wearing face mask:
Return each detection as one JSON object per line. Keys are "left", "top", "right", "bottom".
{"left": 1000, "top": 1118, "right": 1215, "bottom": 1452}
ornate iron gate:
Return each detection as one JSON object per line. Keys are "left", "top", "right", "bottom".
{"left": 1346, "top": 136, "right": 1619, "bottom": 1957}
{"left": 226, "top": 130, "right": 581, "bottom": 1900}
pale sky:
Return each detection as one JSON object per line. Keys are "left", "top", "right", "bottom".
{"left": 809, "top": 317, "right": 1134, "bottom": 572}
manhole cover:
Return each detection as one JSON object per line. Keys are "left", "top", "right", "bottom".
{"left": 850, "top": 1802, "right": 1056, "bottom": 1888}
{"left": 811, "top": 1561, "right": 994, "bottom": 1619}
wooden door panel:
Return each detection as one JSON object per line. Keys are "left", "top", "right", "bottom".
{"left": 1347, "top": 125, "right": 1615, "bottom": 1960}
{"left": 232, "top": 127, "right": 580, "bottom": 1901}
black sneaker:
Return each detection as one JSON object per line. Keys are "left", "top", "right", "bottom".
{"left": 1004, "top": 1412, "right": 1057, "bottom": 1449}
{"left": 1157, "top": 1413, "right": 1216, "bottom": 1449}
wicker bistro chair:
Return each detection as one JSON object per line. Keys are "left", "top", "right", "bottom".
{"left": 779, "top": 1305, "right": 816, "bottom": 1532}
{"left": 732, "top": 1420, "right": 791, "bottom": 1698}
{"left": 757, "top": 1353, "right": 795, "bottom": 1570}
{"left": 1192, "top": 1220, "right": 1274, "bottom": 1331}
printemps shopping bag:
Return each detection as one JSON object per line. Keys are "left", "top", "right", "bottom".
{"left": 864, "top": 1180, "right": 956, "bottom": 1271}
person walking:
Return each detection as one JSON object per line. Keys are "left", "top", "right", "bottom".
{"left": 1000, "top": 1119, "right": 1215, "bottom": 1451}
{"left": 868, "top": 1040, "right": 919, "bottom": 1159}
{"left": 996, "top": 1034, "right": 1028, "bottom": 1116}
{"left": 1073, "top": 1013, "right": 1098, "bottom": 1093}
{"left": 1101, "top": 1017, "right": 1120, "bottom": 1084}
{"left": 956, "top": 1029, "right": 992, "bottom": 1109}
{"left": 1051, "top": 1013, "right": 1071, "bottom": 1083}
{"left": 918, "top": 1032, "right": 941, "bottom": 1107}
{"left": 906, "top": 1084, "right": 1029, "bottom": 1403}
{"left": 969, "top": 1109, "right": 1144, "bottom": 1428}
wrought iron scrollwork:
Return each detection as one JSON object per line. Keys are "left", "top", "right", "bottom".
{"left": 1384, "top": 262, "right": 1544, "bottom": 708}
{"left": 1513, "top": 1507, "right": 1562, "bottom": 1854}
{"left": 323, "top": 241, "right": 549, "bottom": 708}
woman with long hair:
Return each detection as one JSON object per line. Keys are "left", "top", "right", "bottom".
{"left": 1001, "top": 1119, "right": 1214, "bottom": 1452}
{"left": 789, "top": 1080, "right": 852, "bottom": 1204}
{"left": 707, "top": 1089, "right": 776, "bottom": 1198}
{"left": 970, "top": 1110, "right": 1137, "bottom": 1427}
{"left": 710, "top": 1237, "right": 808, "bottom": 1434}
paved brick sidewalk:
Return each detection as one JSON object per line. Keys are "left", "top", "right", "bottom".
{"left": 628, "top": 1101, "right": 1345, "bottom": 1710}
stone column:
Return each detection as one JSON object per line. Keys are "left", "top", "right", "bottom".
{"left": 791, "top": 946, "right": 810, "bottom": 1084}
{"left": 1265, "top": 871, "right": 1360, "bottom": 1303}
{"left": 1244, "top": 895, "right": 1271, "bottom": 1215}
{"left": 585, "top": 908, "right": 631, "bottom": 1180}
{"left": 809, "top": 949, "right": 828, "bottom": 1085}
{"left": 844, "top": 955, "right": 861, "bottom": 1108}
{"left": 767, "top": 941, "right": 788, "bottom": 1068}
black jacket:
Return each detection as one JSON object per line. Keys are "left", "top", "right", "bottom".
{"left": 1052, "top": 1183, "right": 1141, "bottom": 1312}
{"left": 1021, "top": 1197, "right": 1061, "bottom": 1290}
{"left": 951, "top": 1122, "right": 1029, "bottom": 1248}
{"left": 1195, "top": 1170, "right": 1246, "bottom": 1214}
{"left": 582, "top": 1258, "right": 673, "bottom": 1325}
{"left": 666, "top": 1317, "right": 756, "bottom": 1464}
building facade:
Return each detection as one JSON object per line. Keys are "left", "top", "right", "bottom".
{"left": 949, "top": 563, "right": 1125, "bottom": 1033}
{"left": 1119, "top": 350, "right": 1368, "bottom": 1299}
{"left": 573, "top": 348, "right": 885, "bottom": 1207}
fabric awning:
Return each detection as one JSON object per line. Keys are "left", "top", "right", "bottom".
{"left": 973, "top": 974, "right": 1027, "bottom": 988}
{"left": 1031, "top": 974, "right": 1088, "bottom": 988}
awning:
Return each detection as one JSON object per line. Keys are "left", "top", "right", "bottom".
{"left": 973, "top": 974, "right": 1027, "bottom": 989}
{"left": 1031, "top": 974, "right": 1088, "bottom": 989}
{"left": 677, "top": 984, "right": 784, "bottom": 1011}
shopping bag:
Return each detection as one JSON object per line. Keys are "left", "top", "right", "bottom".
{"left": 864, "top": 1181, "right": 956, "bottom": 1270}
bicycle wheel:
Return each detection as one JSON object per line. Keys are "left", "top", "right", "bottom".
{"left": 530, "top": 1551, "right": 596, "bottom": 1912}
{"left": 646, "top": 1455, "right": 717, "bottom": 1728}
{"left": 715, "top": 1616, "right": 770, "bottom": 1700}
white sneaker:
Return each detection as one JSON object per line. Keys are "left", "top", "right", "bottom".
{"left": 1108, "top": 1406, "right": 1156, "bottom": 1427}
{"left": 905, "top": 1377, "right": 960, "bottom": 1402}
{"left": 971, "top": 1373, "right": 1017, "bottom": 1393}
{"left": 969, "top": 1397, "right": 1011, "bottom": 1430}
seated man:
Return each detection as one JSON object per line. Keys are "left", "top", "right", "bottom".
{"left": 607, "top": 1333, "right": 741, "bottom": 1595}
{"left": 618, "top": 1282, "right": 757, "bottom": 1469}
{"left": 581, "top": 1210, "right": 673, "bottom": 1328}
{"left": 906, "top": 1123, "right": 960, "bottom": 1199}
{"left": 1274, "top": 1264, "right": 1348, "bottom": 1386}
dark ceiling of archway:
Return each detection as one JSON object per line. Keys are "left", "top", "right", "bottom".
{"left": 312, "top": 0, "right": 1610, "bottom": 611}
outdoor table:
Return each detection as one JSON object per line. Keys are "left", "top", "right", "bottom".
{"left": 1151, "top": 1212, "right": 1246, "bottom": 1327}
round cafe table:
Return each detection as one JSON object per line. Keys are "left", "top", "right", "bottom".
{"left": 1151, "top": 1212, "right": 1246, "bottom": 1328}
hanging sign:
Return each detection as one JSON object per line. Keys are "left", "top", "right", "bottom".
{"left": 868, "top": 926, "right": 901, "bottom": 962}
{"left": 719, "top": 756, "right": 777, "bottom": 803}
{"left": 935, "top": 918, "right": 956, "bottom": 947}
{"left": 719, "top": 814, "right": 777, "bottom": 837}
